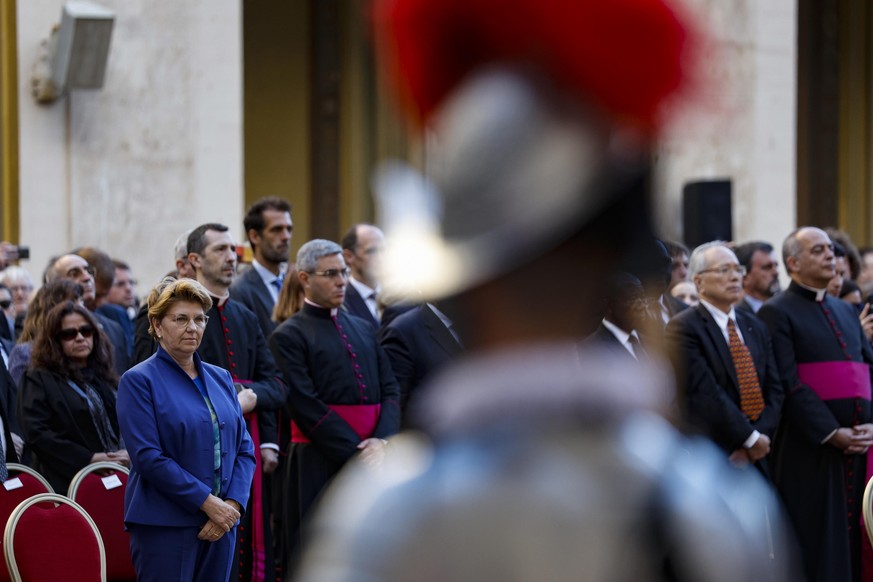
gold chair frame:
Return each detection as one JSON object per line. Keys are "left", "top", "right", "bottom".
{"left": 67, "top": 462, "right": 129, "bottom": 499}
{"left": 5, "top": 465, "right": 52, "bottom": 494}
{"left": 3, "top": 493, "right": 106, "bottom": 582}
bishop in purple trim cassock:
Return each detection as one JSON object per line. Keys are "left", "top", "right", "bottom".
{"left": 758, "top": 227, "right": 873, "bottom": 582}
{"left": 268, "top": 240, "right": 400, "bottom": 576}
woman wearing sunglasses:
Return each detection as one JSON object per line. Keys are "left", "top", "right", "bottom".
{"left": 17, "top": 301, "right": 128, "bottom": 492}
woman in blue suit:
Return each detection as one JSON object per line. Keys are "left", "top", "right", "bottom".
{"left": 117, "top": 277, "right": 255, "bottom": 581}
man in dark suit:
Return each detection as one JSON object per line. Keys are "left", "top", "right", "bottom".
{"left": 230, "top": 197, "right": 294, "bottom": 337}
{"left": 666, "top": 242, "right": 783, "bottom": 469}
{"left": 734, "top": 241, "right": 780, "bottom": 314}
{"left": 379, "top": 302, "right": 463, "bottom": 415}
{"left": 341, "top": 224, "right": 384, "bottom": 329}
{"left": 586, "top": 273, "right": 649, "bottom": 360}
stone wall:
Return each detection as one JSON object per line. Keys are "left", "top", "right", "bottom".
{"left": 17, "top": 0, "right": 243, "bottom": 290}
{"left": 655, "top": 0, "right": 797, "bottom": 255}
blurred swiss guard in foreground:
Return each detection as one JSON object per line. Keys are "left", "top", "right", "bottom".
{"left": 295, "top": 0, "right": 802, "bottom": 580}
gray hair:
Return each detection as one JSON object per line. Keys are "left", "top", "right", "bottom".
{"left": 174, "top": 229, "right": 193, "bottom": 261}
{"left": 688, "top": 241, "right": 731, "bottom": 279}
{"left": 1, "top": 265, "right": 34, "bottom": 288}
{"left": 782, "top": 228, "right": 805, "bottom": 267}
{"left": 297, "top": 239, "right": 343, "bottom": 273}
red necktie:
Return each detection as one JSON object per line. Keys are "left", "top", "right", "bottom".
{"left": 727, "top": 319, "right": 765, "bottom": 421}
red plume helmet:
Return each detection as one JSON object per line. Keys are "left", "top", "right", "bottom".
{"left": 374, "top": 0, "right": 697, "bottom": 136}
{"left": 372, "top": 0, "right": 701, "bottom": 300}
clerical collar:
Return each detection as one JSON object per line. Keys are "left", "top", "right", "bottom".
{"left": 790, "top": 280, "right": 828, "bottom": 302}
{"left": 209, "top": 293, "right": 230, "bottom": 308}
{"left": 303, "top": 298, "right": 338, "bottom": 317}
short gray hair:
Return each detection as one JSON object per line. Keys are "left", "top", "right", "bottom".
{"left": 688, "top": 241, "right": 731, "bottom": 279}
{"left": 297, "top": 239, "right": 343, "bottom": 273}
{"left": 1, "top": 266, "right": 33, "bottom": 288}
{"left": 782, "top": 228, "right": 805, "bottom": 266}
{"left": 174, "top": 229, "right": 193, "bottom": 261}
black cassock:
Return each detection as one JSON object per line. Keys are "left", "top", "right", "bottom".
{"left": 759, "top": 282, "right": 873, "bottom": 582}
{"left": 269, "top": 302, "right": 401, "bottom": 573}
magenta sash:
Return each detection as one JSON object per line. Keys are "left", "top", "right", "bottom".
{"left": 797, "top": 361, "right": 871, "bottom": 401}
{"left": 800, "top": 361, "right": 873, "bottom": 581}
{"left": 291, "top": 404, "right": 382, "bottom": 443}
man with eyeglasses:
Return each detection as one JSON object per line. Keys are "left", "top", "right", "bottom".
{"left": 735, "top": 241, "right": 781, "bottom": 315}
{"left": 269, "top": 238, "right": 400, "bottom": 576}
{"left": 758, "top": 226, "right": 873, "bottom": 582}
{"left": 46, "top": 254, "right": 131, "bottom": 375}
{"left": 665, "top": 242, "right": 783, "bottom": 474}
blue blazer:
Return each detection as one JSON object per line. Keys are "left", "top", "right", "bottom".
{"left": 117, "top": 347, "right": 256, "bottom": 527}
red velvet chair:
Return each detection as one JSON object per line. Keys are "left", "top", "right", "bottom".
{"left": 0, "top": 465, "right": 54, "bottom": 582}
{"left": 3, "top": 493, "right": 105, "bottom": 581}
{"left": 68, "top": 463, "right": 135, "bottom": 582}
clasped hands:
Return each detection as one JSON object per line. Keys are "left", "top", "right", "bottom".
{"left": 828, "top": 424, "right": 873, "bottom": 455}
{"left": 90, "top": 450, "right": 131, "bottom": 468}
{"left": 729, "top": 434, "right": 771, "bottom": 467}
{"left": 198, "top": 495, "right": 241, "bottom": 542}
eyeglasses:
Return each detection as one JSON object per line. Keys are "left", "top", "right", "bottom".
{"left": 699, "top": 265, "right": 747, "bottom": 277}
{"left": 58, "top": 325, "right": 95, "bottom": 341}
{"left": 167, "top": 314, "right": 210, "bottom": 328}
{"left": 309, "top": 268, "right": 350, "bottom": 280}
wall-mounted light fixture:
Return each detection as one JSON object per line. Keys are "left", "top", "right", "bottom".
{"left": 31, "top": 1, "right": 115, "bottom": 104}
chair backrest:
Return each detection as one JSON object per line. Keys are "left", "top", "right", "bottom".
{"left": 68, "top": 463, "right": 135, "bottom": 582}
{"left": 4, "top": 493, "right": 105, "bottom": 582}
{"left": 863, "top": 475, "right": 873, "bottom": 549}
{"left": 0, "top": 466, "right": 54, "bottom": 582}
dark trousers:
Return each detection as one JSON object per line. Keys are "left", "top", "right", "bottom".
{"left": 128, "top": 523, "right": 237, "bottom": 582}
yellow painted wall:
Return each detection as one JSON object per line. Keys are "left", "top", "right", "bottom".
{"left": 243, "top": 0, "right": 311, "bottom": 253}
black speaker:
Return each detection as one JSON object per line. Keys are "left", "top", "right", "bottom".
{"left": 682, "top": 179, "right": 732, "bottom": 248}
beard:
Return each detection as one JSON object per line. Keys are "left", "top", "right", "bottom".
{"left": 261, "top": 243, "right": 290, "bottom": 265}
